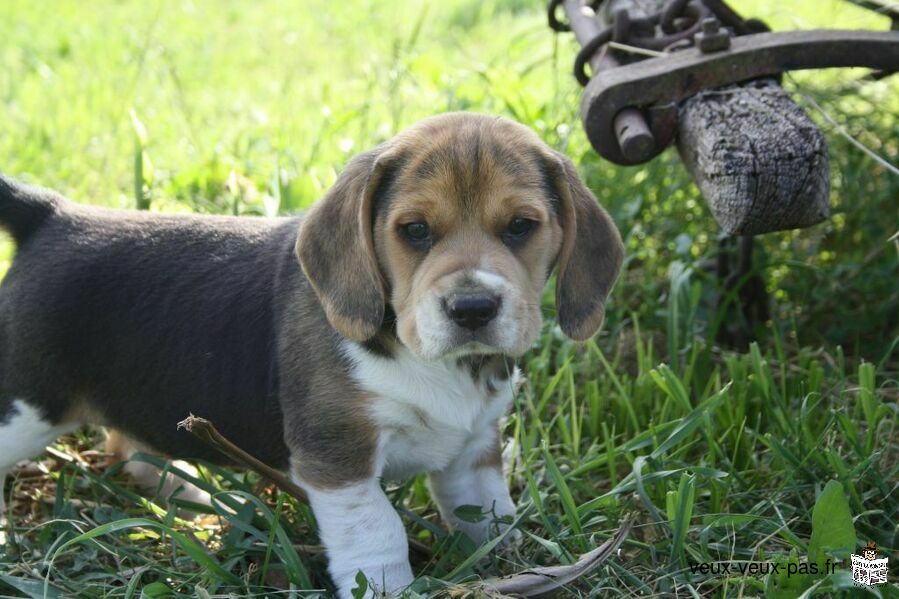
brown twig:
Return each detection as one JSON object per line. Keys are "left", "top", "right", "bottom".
{"left": 176, "top": 414, "right": 308, "bottom": 503}
{"left": 176, "top": 413, "right": 433, "bottom": 559}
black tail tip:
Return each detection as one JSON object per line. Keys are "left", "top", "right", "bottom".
{"left": 0, "top": 174, "right": 60, "bottom": 245}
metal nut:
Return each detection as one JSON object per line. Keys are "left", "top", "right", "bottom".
{"left": 702, "top": 17, "right": 720, "bottom": 35}
{"left": 696, "top": 17, "right": 731, "bottom": 53}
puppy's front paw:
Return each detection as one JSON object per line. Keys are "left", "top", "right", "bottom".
{"left": 296, "top": 475, "right": 414, "bottom": 599}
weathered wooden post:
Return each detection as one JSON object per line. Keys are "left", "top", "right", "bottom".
{"left": 550, "top": 0, "right": 899, "bottom": 344}
{"left": 595, "top": 0, "right": 831, "bottom": 235}
{"left": 552, "top": 2, "right": 899, "bottom": 232}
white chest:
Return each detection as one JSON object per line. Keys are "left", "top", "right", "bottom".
{"left": 342, "top": 343, "right": 519, "bottom": 478}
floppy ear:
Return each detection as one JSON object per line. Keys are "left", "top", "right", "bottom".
{"left": 296, "top": 145, "right": 398, "bottom": 341}
{"left": 545, "top": 151, "right": 624, "bottom": 341}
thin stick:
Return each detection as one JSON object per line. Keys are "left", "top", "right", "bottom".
{"left": 176, "top": 413, "right": 433, "bottom": 559}
{"left": 177, "top": 414, "right": 308, "bottom": 503}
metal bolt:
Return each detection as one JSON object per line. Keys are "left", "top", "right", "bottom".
{"left": 614, "top": 108, "right": 656, "bottom": 163}
{"left": 702, "top": 17, "right": 720, "bottom": 35}
{"left": 696, "top": 17, "right": 731, "bottom": 53}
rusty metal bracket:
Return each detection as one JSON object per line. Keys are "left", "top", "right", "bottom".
{"left": 580, "top": 29, "right": 899, "bottom": 165}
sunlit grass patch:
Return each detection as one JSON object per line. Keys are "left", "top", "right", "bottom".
{"left": 1, "top": 0, "right": 897, "bottom": 596}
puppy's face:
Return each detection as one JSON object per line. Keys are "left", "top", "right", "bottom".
{"left": 297, "top": 113, "right": 623, "bottom": 360}
{"left": 373, "top": 121, "right": 561, "bottom": 358}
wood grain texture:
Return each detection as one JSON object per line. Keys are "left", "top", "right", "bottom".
{"left": 600, "top": 0, "right": 831, "bottom": 234}
{"left": 676, "top": 78, "right": 830, "bottom": 235}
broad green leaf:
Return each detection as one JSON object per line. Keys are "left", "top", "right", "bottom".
{"left": 453, "top": 504, "right": 487, "bottom": 524}
{"left": 351, "top": 570, "right": 369, "bottom": 599}
{"left": 808, "top": 480, "right": 856, "bottom": 566}
{"left": 139, "top": 581, "right": 174, "bottom": 598}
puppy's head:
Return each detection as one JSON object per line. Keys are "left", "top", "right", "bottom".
{"left": 297, "top": 113, "right": 623, "bottom": 360}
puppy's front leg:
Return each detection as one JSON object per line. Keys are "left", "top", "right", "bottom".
{"left": 295, "top": 475, "right": 413, "bottom": 598}
{"left": 429, "top": 437, "right": 519, "bottom": 546}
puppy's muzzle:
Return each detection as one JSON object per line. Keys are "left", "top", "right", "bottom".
{"left": 443, "top": 292, "right": 501, "bottom": 331}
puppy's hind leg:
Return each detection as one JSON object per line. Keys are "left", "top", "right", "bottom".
{"left": 0, "top": 399, "right": 77, "bottom": 519}
{"left": 105, "top": 430, "right": 212, "bottom": 515}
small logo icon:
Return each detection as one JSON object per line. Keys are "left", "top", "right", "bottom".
{"left": 851, "top": 541, "right": 888, "bottom": 586}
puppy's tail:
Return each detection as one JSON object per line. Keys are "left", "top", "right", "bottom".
{"left": 0, "top": 175, "right": 60, "bottom": 245}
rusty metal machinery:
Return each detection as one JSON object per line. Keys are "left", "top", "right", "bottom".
{"left": 548, "top": 0, "right": 899, "bottom": 345}
{"left": 549, "top": 0, "right": 899, "bottom": 167}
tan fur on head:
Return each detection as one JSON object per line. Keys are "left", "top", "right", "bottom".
{"left": 295, "top": 113, "right": 624, "bottom": 355}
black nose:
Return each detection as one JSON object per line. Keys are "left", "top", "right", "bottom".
{"left": 445, "top": 294, "right": 499, "bottom": 330}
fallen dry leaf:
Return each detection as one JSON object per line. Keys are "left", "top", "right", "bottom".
{"left": 473, "top": 519, "right": 632, "bottom": 597}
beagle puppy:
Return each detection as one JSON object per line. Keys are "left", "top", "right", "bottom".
{"left": 0, "top": 113, "right": 623, "bottom": 597}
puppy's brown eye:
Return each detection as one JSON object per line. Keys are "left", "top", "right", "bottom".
{"left": 503, "top": 217, "right": 536, "bottom": 243}
{"left": 401, "top": 222, "right": 431, "bottom": 246}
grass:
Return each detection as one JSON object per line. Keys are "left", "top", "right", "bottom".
{"left": 1, "top": 0, "right": 898, "bottom": 596}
